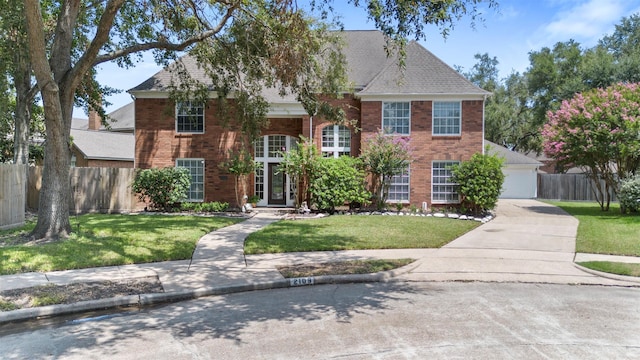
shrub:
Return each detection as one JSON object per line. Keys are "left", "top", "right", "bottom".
{"left": 180, "top": 201, "right": 229, "bottom": 212}
{"left": 132, "top": 167, "right": 191, "bottom": 211}
{"left": 619, "top": 175, "right": 640, "bottom": 214}
{"left": 451, "top": 149, "right": 504, "bottom": 215}
{"left": 310, "top": 157, "right": 370, "bottom": 213}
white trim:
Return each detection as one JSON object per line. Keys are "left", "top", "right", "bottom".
{"left": 267, "top": 103, "right": 308, "bottom": 117}
{"left": 386, "top": 165, "right": 410, "bottom": 203}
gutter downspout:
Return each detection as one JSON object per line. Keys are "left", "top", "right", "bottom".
{"left": 482, "top": 94, "right": 487, "bottom": 154}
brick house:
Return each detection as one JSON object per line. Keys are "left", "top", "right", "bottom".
{"left": 129, "top": 30, "right": 489, "bottom": 208}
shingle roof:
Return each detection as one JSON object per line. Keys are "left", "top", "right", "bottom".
{"left": 129, "top": 30, "right": 488, "bottom": 98}
{"left": 71, "top": 102, "right": 134, "bottom": 131}
{"left": 71, "top": 129, "right": 134, "bottom": 161}
{"left": 106, "top": 102, "right": 134, "bottom": 131}
{"left": 486, "top": 140, "right": 542, "bottom": 166}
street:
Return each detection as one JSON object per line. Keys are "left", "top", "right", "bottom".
{"left": 1, "top": 282, "right": 640, "bottom": 359}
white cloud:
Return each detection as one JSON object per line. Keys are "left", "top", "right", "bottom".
{"left": 542, "top": 0, "right": 626, "bottom": 44}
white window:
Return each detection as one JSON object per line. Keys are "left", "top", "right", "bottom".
{"left": 268, "top": 135, "right": 287, "bottom": 158}
{"left": 321, "top": 125, "right": 351, "bottom": 158}
{"left": 432, "top": 161, "right": 459, "bottom": 203}
{"left": 387, "top": 166, "right": 410, "bottom": 203}
{"left": 432, "top": 101, "right": 461, "bottom": 136}
{"left": 176, "top": 101, "right": 204, "bottom": 133}
{"left": 382, "top": 102, "right": 410, "bottom": 135}
{"left": 177, "top": 158, "right": 205, "bottom": 202}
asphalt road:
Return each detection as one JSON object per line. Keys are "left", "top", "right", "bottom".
{"left": 2, "top": 282, "right": 640, "bottom": 359}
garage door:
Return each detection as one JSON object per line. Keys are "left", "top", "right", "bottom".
{"left": 500, "top": 167, "right": 537, "bottom": 199}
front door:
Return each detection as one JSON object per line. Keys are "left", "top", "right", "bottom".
{"left": 268, "top": 163, "right": 286, "bottom": 205}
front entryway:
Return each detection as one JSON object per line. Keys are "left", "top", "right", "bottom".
{"left": 268, "top": 163, "right": 286, "bottom": 205}
{"left": 253, "top": 135, "right": 298, "bottom": 207}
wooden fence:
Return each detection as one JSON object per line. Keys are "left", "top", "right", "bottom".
{"left": 28, "top": 166, "right": 142, "bottom": 213}
{"left": 537, "top": 173, "right": 618, "bottom": 201}
{"left": 0, "top": 164, "right": 27, "bottom": 229}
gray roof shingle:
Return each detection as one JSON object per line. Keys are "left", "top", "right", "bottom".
{"left": 486, "top": 140, "right": 542, "bottom": 166}
{"left": 129, "top": 30, "right": 488, "bottom": 98}
{"left": 71, "top": 129, "right": 134, "bottom": 161}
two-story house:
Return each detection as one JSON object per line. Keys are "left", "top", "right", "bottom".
{"left": 129, "top": 30, "right": 489, "bottom": 208}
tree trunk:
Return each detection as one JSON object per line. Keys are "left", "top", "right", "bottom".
{"left": 30, "top": 89, "right": 73, "bottom": 240}
{"left": 13, "top": 56, "right": 32, "bottom": 165}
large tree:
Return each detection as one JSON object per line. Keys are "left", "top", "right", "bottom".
{"left": 542, "top": 82, "right": 640, "bottom": 212}
{"left": 0, "top": 0, "right": 45, "bottom": 164}
{"left": 22, "top": 0, "right": 497, "bottom": 240}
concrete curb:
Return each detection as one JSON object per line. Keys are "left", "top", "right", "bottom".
{"left": 0, "top": 261, "right": 420, "bottom": 325}
{"left": 573, "top": 262, "right": 640, "bottom": 285}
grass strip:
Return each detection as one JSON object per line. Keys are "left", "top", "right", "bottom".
{"left": 578, "top": 261, "right": 640, "bottom": 277}
{"left": 245, "top": 215, "right": 479, "bottom": 254}
{"left": 277, "top": 259, "right": 415, "bottom": 278}
{"left": 548, "top": 202, "right": 640, "bottom": 256}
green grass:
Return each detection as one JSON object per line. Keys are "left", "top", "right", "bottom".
{"left": 578, "top": 261, "right": 640, "bottom": 277}
{"left": 0, "top": 214, "right": 244, "bottom": 275}
{"left": 549, "top": 201, "right": 640, "bottom": 256}
{"left": 244, "top": 215, "right": 479, "bottom": 254}
{"left": 277, "top": 259, "right": 415, "bottom": 278}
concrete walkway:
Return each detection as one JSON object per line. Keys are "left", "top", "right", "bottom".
{"left": 2, "top": 200, "right": 640, "bottom": 322}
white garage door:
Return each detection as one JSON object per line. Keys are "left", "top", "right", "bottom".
{"left": 500, "top": 167, "right": 537, "bottom": 199}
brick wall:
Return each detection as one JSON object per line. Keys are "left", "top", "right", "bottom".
{"left": 360, "top": 99, "right": 484, "bottom": 207}
{"left": 135, "top": 96, "right": 484, "bottom": 207}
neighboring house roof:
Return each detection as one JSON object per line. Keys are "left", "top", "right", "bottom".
{"left": 71, "top": 102, "right": 134, "bottom": 132}
{"left": 71, "top": 117, "right": 88, "bottom": 130}
{"left": 70, "top": 129, "right": 134, "bottom": 161}
{"left": 129, "top": 30, "right": 488, "bottom": 99}
{"left": 486, "top": 140, "right": 542, "bottom": 167}
{"left": 104, "top": 102, "right": 134, "bottom": 131}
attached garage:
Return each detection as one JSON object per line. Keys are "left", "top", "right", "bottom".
{"left": 486, "top": 141, "right": 542, "bottom": 199}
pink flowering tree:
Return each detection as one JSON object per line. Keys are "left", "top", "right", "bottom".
{"left": 543, "top": 82, "right": 640, "bottom": 211}
{"left": 360, "top": 129, "right": 412, "bottom": 210}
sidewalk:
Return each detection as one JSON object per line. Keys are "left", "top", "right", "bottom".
{"left": 2, "top": 200, "right": 640, "bottom": 323}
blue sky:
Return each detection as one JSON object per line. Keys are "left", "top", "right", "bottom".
{"left": 87, "top": 0, "right": 640, "bottom": 116}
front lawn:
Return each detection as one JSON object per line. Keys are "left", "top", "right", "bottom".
{"left": 244, "top": 215, "right": 479, "bottom": 254}
{"left": 0, "top": 214, "right": 244, "bottom": 275}
{"left": 549, "top": 202, "right": 640, "bottom": 256}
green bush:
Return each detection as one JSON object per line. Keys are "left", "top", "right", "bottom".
{"left": 451, "top": 149, "right": 504, "bottom": 215}
{"left": 310, "top": 157, "right": 370, "bottom": 213}
{"left": 132, "top": 167, "right": 191, "bottom": 211}
{"left": 619, "top": 174, "right": 640, "bottom": 214}
{"left": 180, "top": 201, "right": 230, "bottom": 212}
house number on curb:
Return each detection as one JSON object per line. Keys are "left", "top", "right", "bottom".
{"left": 290, "top": 277, "right": 314, "bottom": 286}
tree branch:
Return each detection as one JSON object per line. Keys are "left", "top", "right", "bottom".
{"left": 92, "top": 4, "right": 237, "bottom": 66}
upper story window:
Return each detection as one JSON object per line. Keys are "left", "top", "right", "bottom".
{"left": 382, "top": 102, "right": 410, "bottom": 135}
{"left": 176, "top": 101, "right": 204, "bottom": 133}
{"left": 322, "top": 125, "right": 351, "bottom": 158}
{"left": 433, "top": 101, "right": 461, "bottom": 136}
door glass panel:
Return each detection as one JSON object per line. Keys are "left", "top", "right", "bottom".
{"left": 271, "top": 169, "right": 284, "bottom": 200}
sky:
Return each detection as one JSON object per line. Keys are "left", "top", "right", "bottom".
{"left": 84, "top": 0, "right": 640, "bottom": 117}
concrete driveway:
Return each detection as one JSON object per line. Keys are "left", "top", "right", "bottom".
{"left": 400, "top": 199, "right": 637, "bottom": 285}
